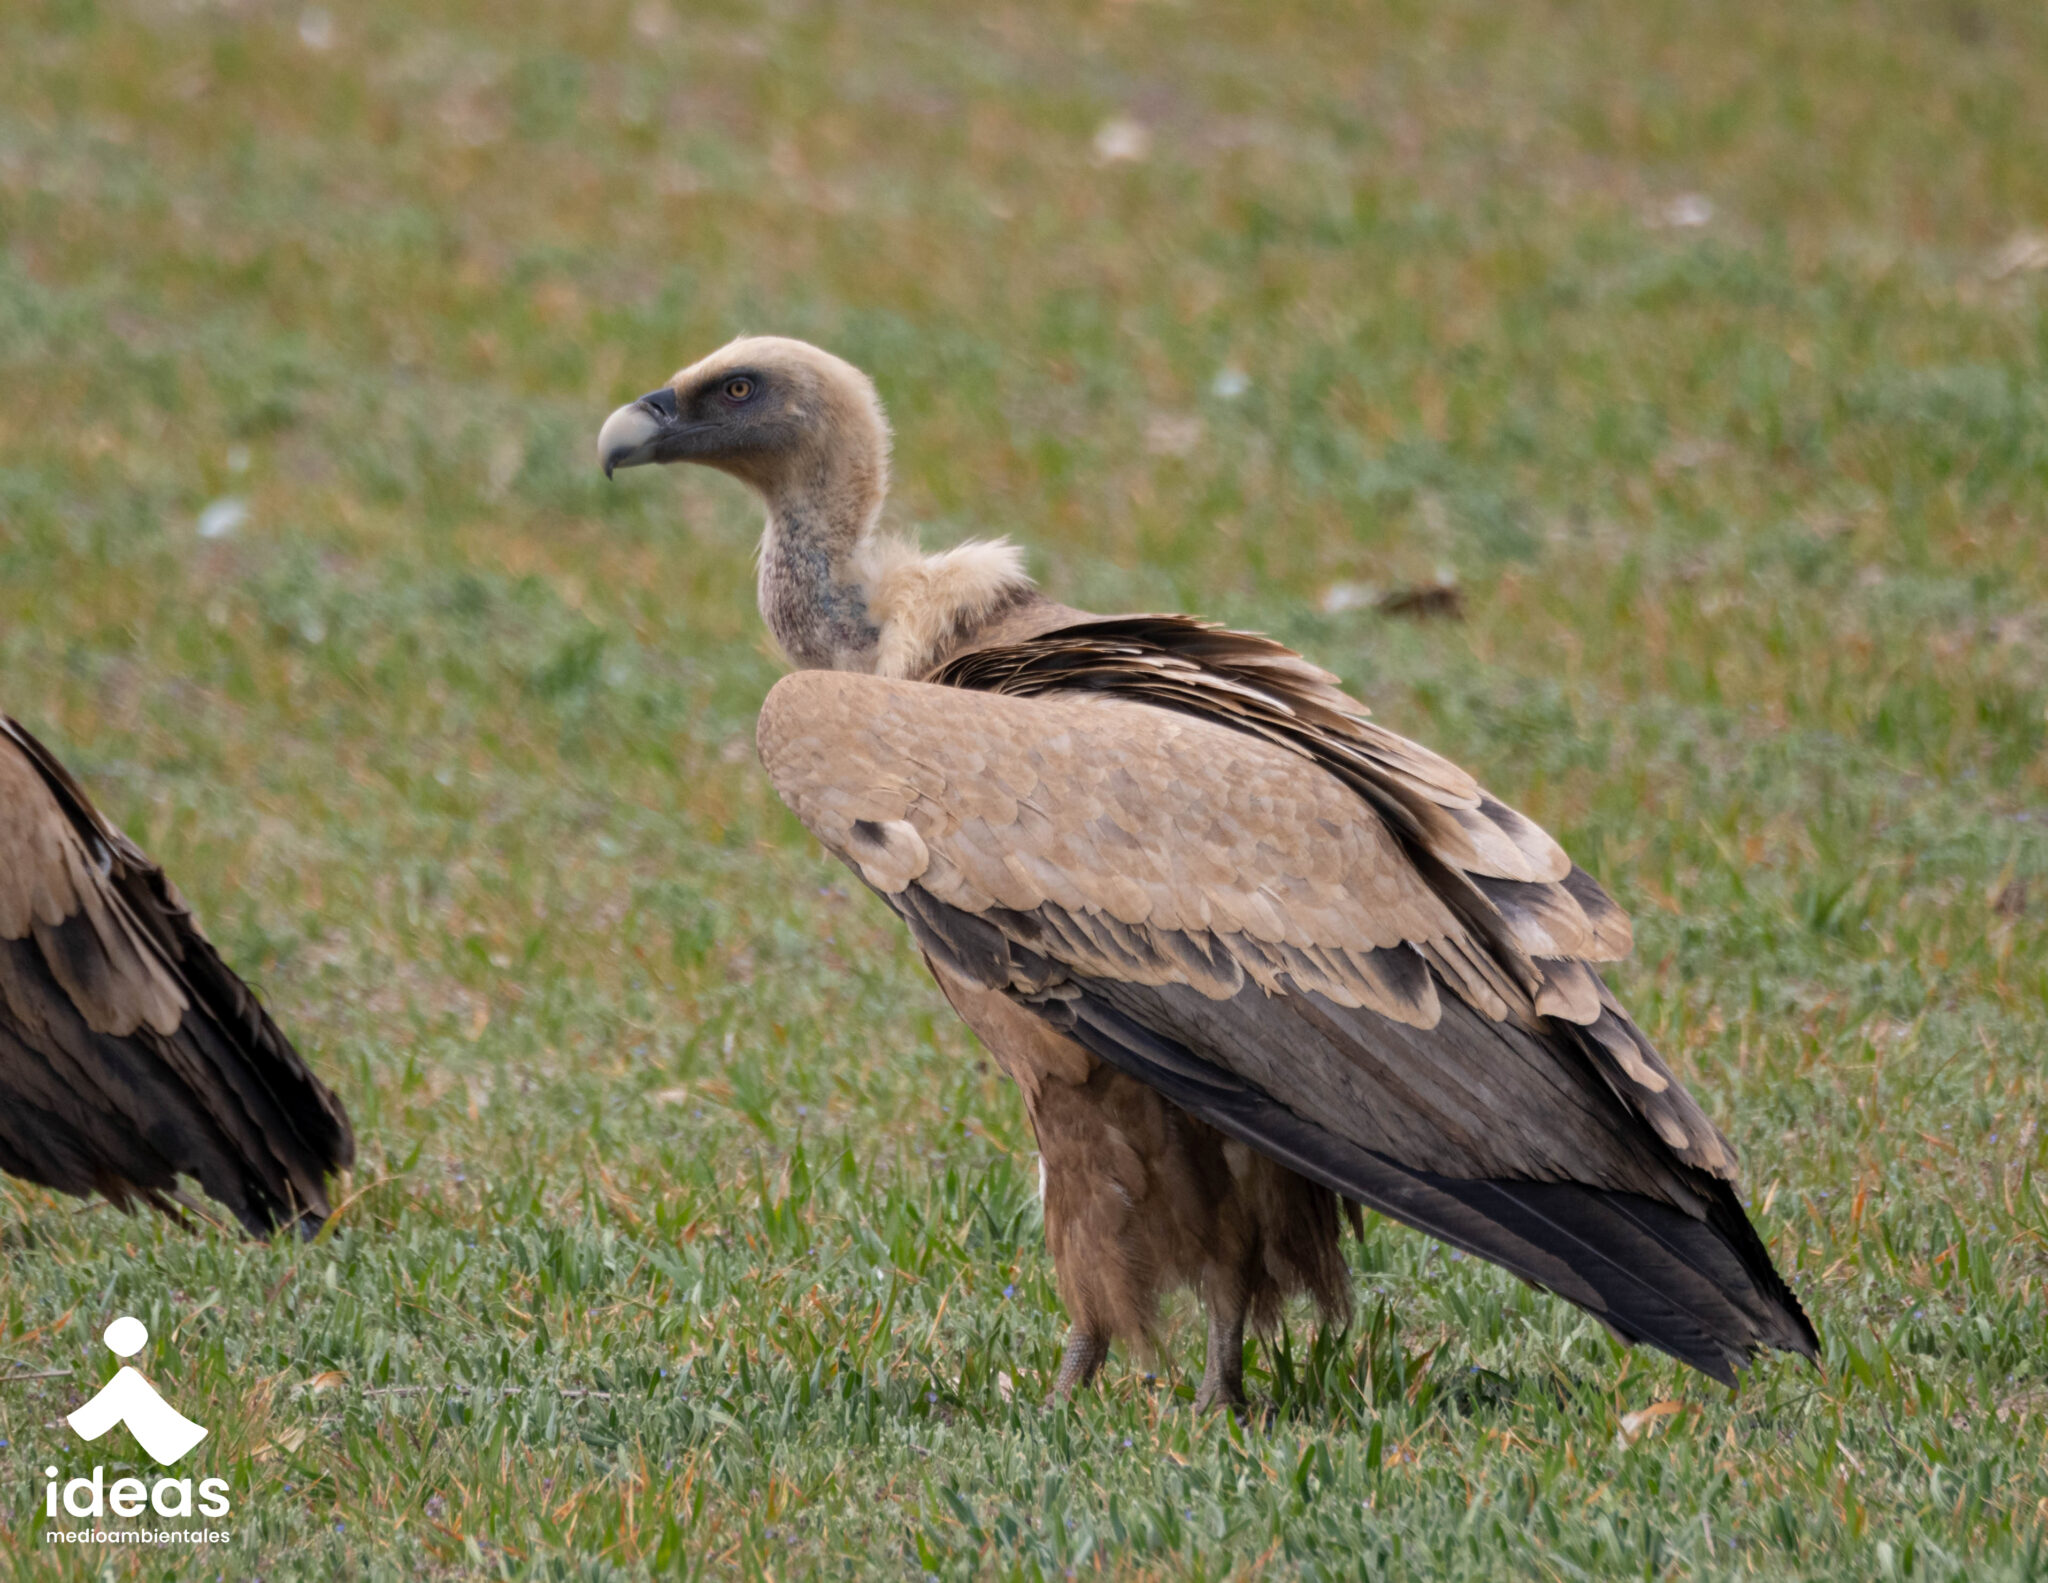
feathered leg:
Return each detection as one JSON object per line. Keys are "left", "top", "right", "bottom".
{"left": 1052, "top": 1327, "right": 1109, "bottom": 1399}
{"left": 1195, "top": 1270, "right": 1248, "bottom": 1412}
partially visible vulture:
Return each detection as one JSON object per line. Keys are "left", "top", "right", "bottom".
{"left": 600, "top": 338, "right": 1818, "bottom": 1400}
{"left": 0, "top": 716, "right": 354, "bottom": 1236}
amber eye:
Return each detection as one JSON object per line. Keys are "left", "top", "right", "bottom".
{"left": 722, "top": 377, "right": 754, "bottom": 403}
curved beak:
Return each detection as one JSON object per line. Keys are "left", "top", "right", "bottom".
{"left": 598, "top": 386, "right": 681, "bottom": 478}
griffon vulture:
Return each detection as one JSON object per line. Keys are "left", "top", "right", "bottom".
{"left": 600, "top": 338, "right": 1817, "bottom": 1401}
{"left": 0, "top": 716, "right": 354, "bottom": 1235}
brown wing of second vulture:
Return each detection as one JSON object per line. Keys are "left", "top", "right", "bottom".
{"left": 0, "top": 716, "right": 354, "bottom": 1236}
{"left": 758, "top": 618, "right": 1818, "bottom": 1388}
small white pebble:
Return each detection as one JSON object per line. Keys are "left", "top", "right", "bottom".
{"left": 297, "top": 7, "right": 333, "bottom": 50}
{"left": 1656, "top": 193, "right": 1714, "bottom": 229}
{"left": 1210, "top": 366, "right": 1249, "bottom": 400}
{"left": 197, "top": 497, "right": 247, "bottom": 539}
{"left": 1092, "top": 116, "right": 1151, "bottom": 165}
{"left": 1319, "top": 581, "right": 1379, "bottom": 615}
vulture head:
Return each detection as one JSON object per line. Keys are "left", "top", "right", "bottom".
{"left": 598, "top": 335, "right": 890, "bottom": 503}
{"left": 601, "top": 336, "right": 1035, "bottom": 676}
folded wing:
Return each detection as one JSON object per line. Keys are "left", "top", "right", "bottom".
{"left": 0, "top": 717, "right": 354, "bottom": 1235}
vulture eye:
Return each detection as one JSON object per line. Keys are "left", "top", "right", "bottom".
{"left": 722, "top": 377, "right": 755, "bottom": 403}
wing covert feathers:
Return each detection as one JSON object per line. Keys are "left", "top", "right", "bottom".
{"left": 0, "top": 717, "right": 355, "bottom": 1235}
{"left": 759, "top": 637, "right": 1814, "bottom": 1378}
{"left": 757, "top": 666, "right": 1726, "bottom": 1174}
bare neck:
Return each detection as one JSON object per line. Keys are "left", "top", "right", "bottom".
{"left": 750, "top": 449, "right": 1040, "bottom": 679}
{"left": 756, "top": 482, "right": 883, "bottom": 672}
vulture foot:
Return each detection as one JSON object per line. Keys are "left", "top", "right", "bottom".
{"left": 1051, "top": 1328, "right": 1109, "bottom": 1399}
{"left": 1191, "top": 1374, "right": 1248, "bottom": 1415}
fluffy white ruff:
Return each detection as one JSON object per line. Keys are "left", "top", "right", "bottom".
{"left": 859, "top": 537, "right": 1033, "bottom": 679}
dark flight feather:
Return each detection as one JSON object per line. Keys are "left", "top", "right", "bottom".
{"left": 0, "top": 717, "right": 354, "bottom": 1235}
{"left": 896, "top": 874, "right": 1815, "bottom": 1383}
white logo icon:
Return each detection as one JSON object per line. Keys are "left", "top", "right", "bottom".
{"left": 65, "top": 1317, "right": 208, "bottom": 1466}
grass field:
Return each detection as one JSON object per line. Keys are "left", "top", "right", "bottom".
{"left": 3, "top": 0, "right": 2047, "bottom": 1576}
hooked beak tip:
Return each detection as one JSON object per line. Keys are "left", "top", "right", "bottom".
{"left": 597, "top": 396, "right": 669, "bottom": 478}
